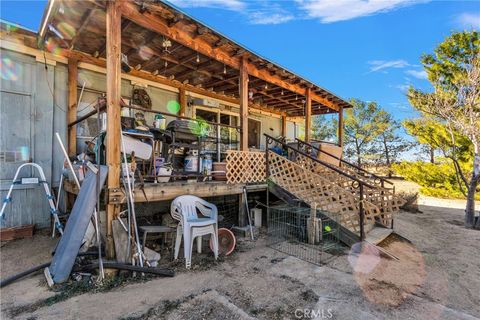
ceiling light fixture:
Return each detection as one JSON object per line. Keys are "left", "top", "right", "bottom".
{"left": 223, "top": 64, "right": 227, "bottom": 74}
{"left": 162, "top": 37, "right": 172, "bottom": 54}
{"left": 196, "top": 53, "right": 200, "bottom": 63}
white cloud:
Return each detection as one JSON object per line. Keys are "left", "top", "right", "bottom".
{"left": 456, "top": 13, "right": 480, "bottom": 29}
{"left": 368, "top": 59, "right": 411, "bottom": 72}
{"left": 395, "top": 84, "right": 410, "bottom": 92}
{"left": 249, "top": 11, "right": 294, "bottom": 25}
{"left": 405, "top": 69, "right": 428, "bottom": 79}
{"left": 297, "top": 0, "right": 428, "bottom": 23}
{"left": 167, "top": 0, "right": 245, "bottom": 11}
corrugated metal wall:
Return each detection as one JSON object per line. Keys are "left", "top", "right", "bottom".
{"left": 1, "top": 50, "right": 67, "bottom": 229}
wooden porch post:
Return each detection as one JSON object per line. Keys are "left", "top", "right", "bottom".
{"left": 106, "top": 0, "right": 122, "bottom": 260}
{"left": 67, "top": 59, "right": 78, "bottom": 157}
{"left": 178, "top": 87, "right": 186, "bottom": 117}
{"left": 338, "top": 106, "right": 344, "bottom": 147}
{"left": 305, "top": 88, "right": 312, "bottom": 142}
{"left": 239, "top": 56, "right": 249, "bottom": 151}
{"left": 281, "top": 115, "right": 287, "bottom": 137}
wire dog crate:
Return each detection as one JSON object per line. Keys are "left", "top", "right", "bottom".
{"left": 267, "top": 204, "right": 340, "bottom": 265}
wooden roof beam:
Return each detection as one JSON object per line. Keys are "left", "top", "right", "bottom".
{"left": 119, "top": 1, "right": 340, "bottom": 112}
{"left": 62, "top": 49, "right": 241, "bottom": 105}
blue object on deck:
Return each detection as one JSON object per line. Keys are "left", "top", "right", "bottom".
{"left": 46, "top": 166, "right": 108, "bottom": 284}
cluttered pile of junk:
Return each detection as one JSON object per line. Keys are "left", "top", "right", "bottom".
{"left": 0, "top": 88, "right": 246, "bottom": 289}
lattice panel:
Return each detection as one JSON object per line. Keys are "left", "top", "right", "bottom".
{"left": 268, "top": 152, "right": 382, "bottom": 234}
{"left": 226, "top": 151, "right": 266, "bottom": 184}
{"left": 295, "top": 155, "right": 405, "bottom": 227}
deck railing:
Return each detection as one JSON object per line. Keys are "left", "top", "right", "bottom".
{"left": 225, "top": 150, "right": 266, "bottom": 184}
{"left": 295, "top": 138, "right": 394, "bottom": 190}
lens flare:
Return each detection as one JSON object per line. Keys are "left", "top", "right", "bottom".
{"left": 166, "top": 100, "right": 180, "bottom": 114}
{"left": 1, "top": 57, "right": 22, "bottom": 81}
{"left": 19, "top": 146, "right": 30, "bottom": 161}
{"left": 45, "top": 37, "right": 62, "bottom": 55}
{"left": 351, "top": 237, "right": 426, "bottom": 307}
{"left": 5, "top": 23, "right": 19, "bottom": 33}
{"left": 57, "top": 22, "right": 76, "bottom": 40}
{"left": 138, "top": 45, "right": 154, "bottom": 61}
{"left": 189, "top": 117, "right": 210, "bottom": 137}
{"left": 348, "top": 242, "right": 380, "bottom": 274}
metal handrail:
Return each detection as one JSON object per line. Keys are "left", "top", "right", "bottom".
{"left": 295, "top": 138, "right": 394, "bottom": 186}
{"left": 265, "top": 134, "right": 376, "bottom": 190}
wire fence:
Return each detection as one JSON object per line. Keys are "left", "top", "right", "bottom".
{"left": 267, "top": 204, "right": 340, "bottom": 265}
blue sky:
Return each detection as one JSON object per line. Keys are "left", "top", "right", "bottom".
{"left": 1, "top": 1, "right": 479, "bottom": 126}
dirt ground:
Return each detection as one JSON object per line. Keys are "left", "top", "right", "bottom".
{"left": 1, "top": 194, "right": 480, "bottom": 319}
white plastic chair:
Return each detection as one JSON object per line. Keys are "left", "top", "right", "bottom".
{"left": 171, "top": 195, "right": 219, "bottom": 268}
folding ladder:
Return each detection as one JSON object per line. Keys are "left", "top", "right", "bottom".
{"left": 1, "top": 162, "right": 63, "bottom": 236}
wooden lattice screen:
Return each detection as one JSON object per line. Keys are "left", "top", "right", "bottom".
{"left": 226, "top": 151, "right": 266, "bottom": 184}
{"left": 268, "top": 152, "right": 384, "bottom": 234}
{"left": 293, "top": 154, "right": 404, "bottom": 227}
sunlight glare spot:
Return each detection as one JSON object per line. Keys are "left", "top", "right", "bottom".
{"left": 138, "top": 46, "right": 154, "bottom": 61}
{"left": 166, "top": 100, "right": 180, "bottom": 114}
{"left": 1, "top": 57, "right": 22, "bottom": 81}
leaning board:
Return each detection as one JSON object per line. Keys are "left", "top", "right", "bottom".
{"left": 46, "top": 166, "right": 108, "bottom": 284}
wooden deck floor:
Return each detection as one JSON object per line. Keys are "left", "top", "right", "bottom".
{"left": 64, "top": 179, "right": 267, "bottom": 204}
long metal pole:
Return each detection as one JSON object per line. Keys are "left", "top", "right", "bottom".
{"left": 120, "top": 130, "right": 144, "bottom": 267}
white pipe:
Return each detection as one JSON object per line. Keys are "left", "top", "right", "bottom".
{"left": 55, "top": 133, "right": 80, "bottom": 187}
{"left": 120, "top": 130, "right": 144, "bottom": 267}
{"left": 77, "top": 80, "right": 86, "bottom": 107}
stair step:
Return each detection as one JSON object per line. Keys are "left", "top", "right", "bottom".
{"left": 365, "top": 227, "right": 393, "bottom": 245}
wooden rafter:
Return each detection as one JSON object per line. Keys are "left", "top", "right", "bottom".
{"left": 119, "top": 1, "right": 340, "bottom": 112}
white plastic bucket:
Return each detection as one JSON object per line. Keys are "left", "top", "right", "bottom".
{"left": 156, "top": 166, "right": 172, "bottom": 183}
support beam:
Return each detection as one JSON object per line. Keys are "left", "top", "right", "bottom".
{"left": 239, "top": 56, "right": 249, "bottom": 151}
{"left": 67, "top": 59, "right": 78, "bottom": 157}
{"left": 62, "top": 49, "right": 239, "bottom": 105}
{"left": 281, "top": 115, "right": 287, "bottom": 137}
{"left": 338, "top": 106, "right": 344, "bottom": 147}
{"left": 179, "top": 87, "right": 186, "bottom": 116}
{"left": 105, "top": 0, "right": 121, "bottom": 260}
{"left": 119, "top": 1, "right": 340, "bottom": 112}
{"left": 305, "top": 88, "right": 312, "bottom": 142}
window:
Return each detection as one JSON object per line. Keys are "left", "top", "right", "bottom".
{"left": 194, "top": 106, "right": 239, "bottom": 161}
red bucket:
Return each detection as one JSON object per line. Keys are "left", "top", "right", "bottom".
{"left": 210, "top": 228, "right": 236, "bottom": 256}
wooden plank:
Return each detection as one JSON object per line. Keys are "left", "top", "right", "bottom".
{"left": 62, "top": 49, "right": 239, "bottom": 105}
{"left": 128, "top": 181, "right": 267, "bottom": 203}
{"left": 281, "top": 115, "right": 287, "bottom": 137}
{"left": 305, "top": 88, "right": 312, "bottom": 142}
{"left": 119, "top": 1, "right": 340, "bottom": 112}
{"left": 365, "top": 227, "right": 393, "bottom": 245}
{"left": 67, "top": 58, "right": 78, "bottom": 156}
{"left": 105, "top": 0, "right": 122, "bottom": 260}
{"left": 239, "top": 56, "right": 249, "bottom": 151}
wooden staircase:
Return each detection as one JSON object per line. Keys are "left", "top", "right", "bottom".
{"left": 265, "top": 135, "right": 405, "bottom": 244}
